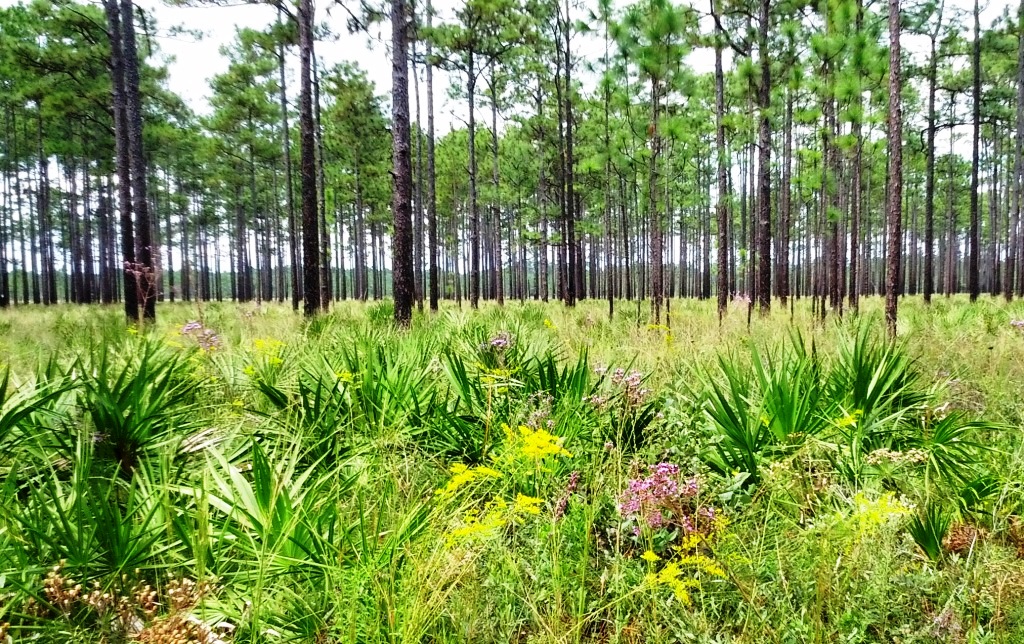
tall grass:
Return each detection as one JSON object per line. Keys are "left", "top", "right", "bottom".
{"left": 0, "top": 296, "right": 1021, "bottom": 642}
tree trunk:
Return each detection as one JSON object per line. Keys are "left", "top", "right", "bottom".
{"left": 105, "top": 0, "right": 137, "bottom": 321}
{"left": 755, "top": 0, "right": 771, "bottom": 313}
{"left": 427, "top": 0, "right": 439, "bottom": 311}
{"left": 563, "top": 0, "right": 577, "bottom": 307}
{"left": 1008, "top": 0, "right": 1024, "bottom": 301}
{"left": 313, "top": 57, "right": 331, "bottom": 310}
{"left": 468, "top": 54, "right": 480, "bottom": 308}
{"left": 412, "top": 32, "right": 424, "bottom": 311}
{"left": 885, "top": 0, "right": 902, "bottom": 338}
{"left": 391, "top": 0, "right": 414, "bottom": 325}
{"left": 298, "top": 0, "right": 320, "bottom": 316}
{"left": 713, "top": 0, "right": 729, "bottom": 318}
{"left": 924, "top": 9, "right": 941, "bottom": 303}
{"left": 649, "top": 80, "right": 663, "bottom": 324}
{"left": 968, "top": 0, "right": 981, "bottom": 302}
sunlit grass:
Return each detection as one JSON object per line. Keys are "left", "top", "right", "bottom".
{"left": 0, "top": 296, "right": 1022, "bottom": 642}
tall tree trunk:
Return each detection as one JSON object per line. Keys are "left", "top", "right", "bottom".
{"left": 314, "top": 57, "right": 331, "bottom": 310}
{"left": 968, "top": 0, "right": 981, "bottom": 302}
{"left": 649, "top": 80, "right": 663, "bottom": 324}
{"left": 489, "top": 68, "right": 504, "bottom": 306}
{"left": 756, "top": 0, "right": 771, "bottom": 314}
{"left": 603, "top": 13, "right": 614, "bottom": 320}
{"left": 468, "top": 54, "right": 480, "bottom": 308}
{"left": 886, "top": 0, "right": 902, "bottom": 338}
{"left": 105, "top": 0, "right": 137, "bottom": 322}
{"left": 427, "top": 0, "right": 439, "bottom": 311}
{"left": 924, "top": 3, "right": 942, "bottom": 304}
{"left": 713, "top": 0, "right": 729, "bottom": 319}
{"left": 277, "top": 8, "right": 299, "bottom": 311}
{"left": 392, "top": 0, "right": 414, "bottom": 325}
{"left": 298, "top": 0, "right": 320, "bottom": 316}
{"left": 780, "top": 76, "right": 793, "bottom": 306}
{"left": 1007, "top": 0, "right": 1024, "bottom": 301}
{"left": 120, "top": 0, "right": 154, "bottom": 320}
{"left": 412, "top": 32, "right": 424, "bottom": 311}
{"left": 563, "top": 0, "right": 577, "bottom": 307}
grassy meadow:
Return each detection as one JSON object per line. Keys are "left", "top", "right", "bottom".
{"left": 0, "top": 296, "right": 1023, "bottom": 643}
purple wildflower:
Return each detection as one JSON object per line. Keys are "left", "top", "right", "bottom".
{"left": 181, "top": 320, "right": 222, "bottom": 352}
{"left": 487, "top": 331, "right": 513, "bottom": 351}
{"left": 567, "top": 471, "right": 580, "bottom": 493}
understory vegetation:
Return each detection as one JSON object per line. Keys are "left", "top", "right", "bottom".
{"left": 0, "top": 298, "right": 1023, "bottom": 643}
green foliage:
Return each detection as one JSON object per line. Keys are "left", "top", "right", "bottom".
{"left": 0, "top": 299, "right": 1021, "bottom": 642}
{"left": 908, "top": 504, "right": 952, "bottom": 562}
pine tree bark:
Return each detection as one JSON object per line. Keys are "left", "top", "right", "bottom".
{"left": 120, "top": 0, "right": 155, "bottom": 320}
{"left": 1008, "top": 0, "right": 1024, "bottom": 301}
{"left": 755, "top": 0, "right": 771, "bottom": 314}
{"left": 713, "top": 0, "right": 728, "bottom": 319}
{"left": 391, "top": 0, "right": 414, "bottom": 326}
{"left": 298, "top": 0, "right": 320, "bottom": 316}
{"left": 427, "top": 0, "right": 439, "bottom": 311}
{"left": 886, "top": 0, "right": 902, "bottom": 338}
{"left": 968, "top": 0, "right": 981, "bottom": 302}
{"left": 467, "top": 53, "right": 480, "bottom": 308}
{"left": 412, "top": 33, "right": 424, "bottom": 311}
{"left": 105, "top": 0, "right": 137, "bottom": 321}
{"left": 924, "top": 3, "right": 942, "bottom": 304}
{"left": 563, "top": 0, "right": 577, "bottom": 307}
{"left": 649, "top": 80, "right": 663, "bottom": 324}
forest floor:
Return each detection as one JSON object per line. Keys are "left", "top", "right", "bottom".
{"left": 1, "top": 296, "right": 1023, "bottom": 643}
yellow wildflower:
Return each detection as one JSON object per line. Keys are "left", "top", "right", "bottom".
{"left": 644, "top": 553, "right": 726, "bottom": 605}
{"left": 851, "top": 491, "right": 910, "bottom": 537}
{"left": 448, "top": 506, "right": 507, "bottom": 543}
{"left": 837, "top": 409, "right": 864, "bottom": 428}
{"left": 641, "top": 550, "right": 661, "bottom": 563}
{"left": 513, "top": 494, "right": 543, "bottom": 515}
{"left": 518, "top": 425, "right": 572, "bottom": 459}
{"left": 436, "top": 463, "right": 502, "bottom": 498}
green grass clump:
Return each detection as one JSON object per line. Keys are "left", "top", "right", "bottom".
{"left": 0, "top": 296, "right": 1022, "bottom": 642}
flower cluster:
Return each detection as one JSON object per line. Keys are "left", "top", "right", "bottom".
{"left": 252, "top": 338, "right": 285, "bottom": 366}
{"left": 865, "top": 447, "right": 928, "bottom": 466}
{"left": 850, "top": 491, "right": 911, "bottom": 539}
{"left": 514, "top": 424, "right": 572, "bottom": 460}
{"left": 1011, "top": 319, "right": 1024, "bottom": 331}
{"left": 447, "top": 493, "right": 545, "bottom": 545}
{"left": 642, "top": 551, "right": 726, "bottom": 605}
{"left": 582, "top": 393, "right": 609, "bottom": 410}
{"left": 436, "top": 463, "right": 502, "bottom": 498}
{"left": 42, "top": 563, "right": 82, "bottom": 616}
{"left": 619, "top": 463, "right": 719, "bottom": 542}
{"left": 523, "top": 393, "right": 555, "bottom": 430}
{"left": 180, "top": 321, "right": 221, "bottom": 352}
{"left": 37, "top": 564, "right": 226, "bottom": 642}
{"left": 610, "top": 368, "right": 651, "bottom": 406}
{"left": 554, "top": 470, "right": 580, "bottom": 519}
{"left": 483, "top": 331, "right": 513, "bottom": 352}
{"left": 136, "top": 613, "right": 229, "bottom": 644}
